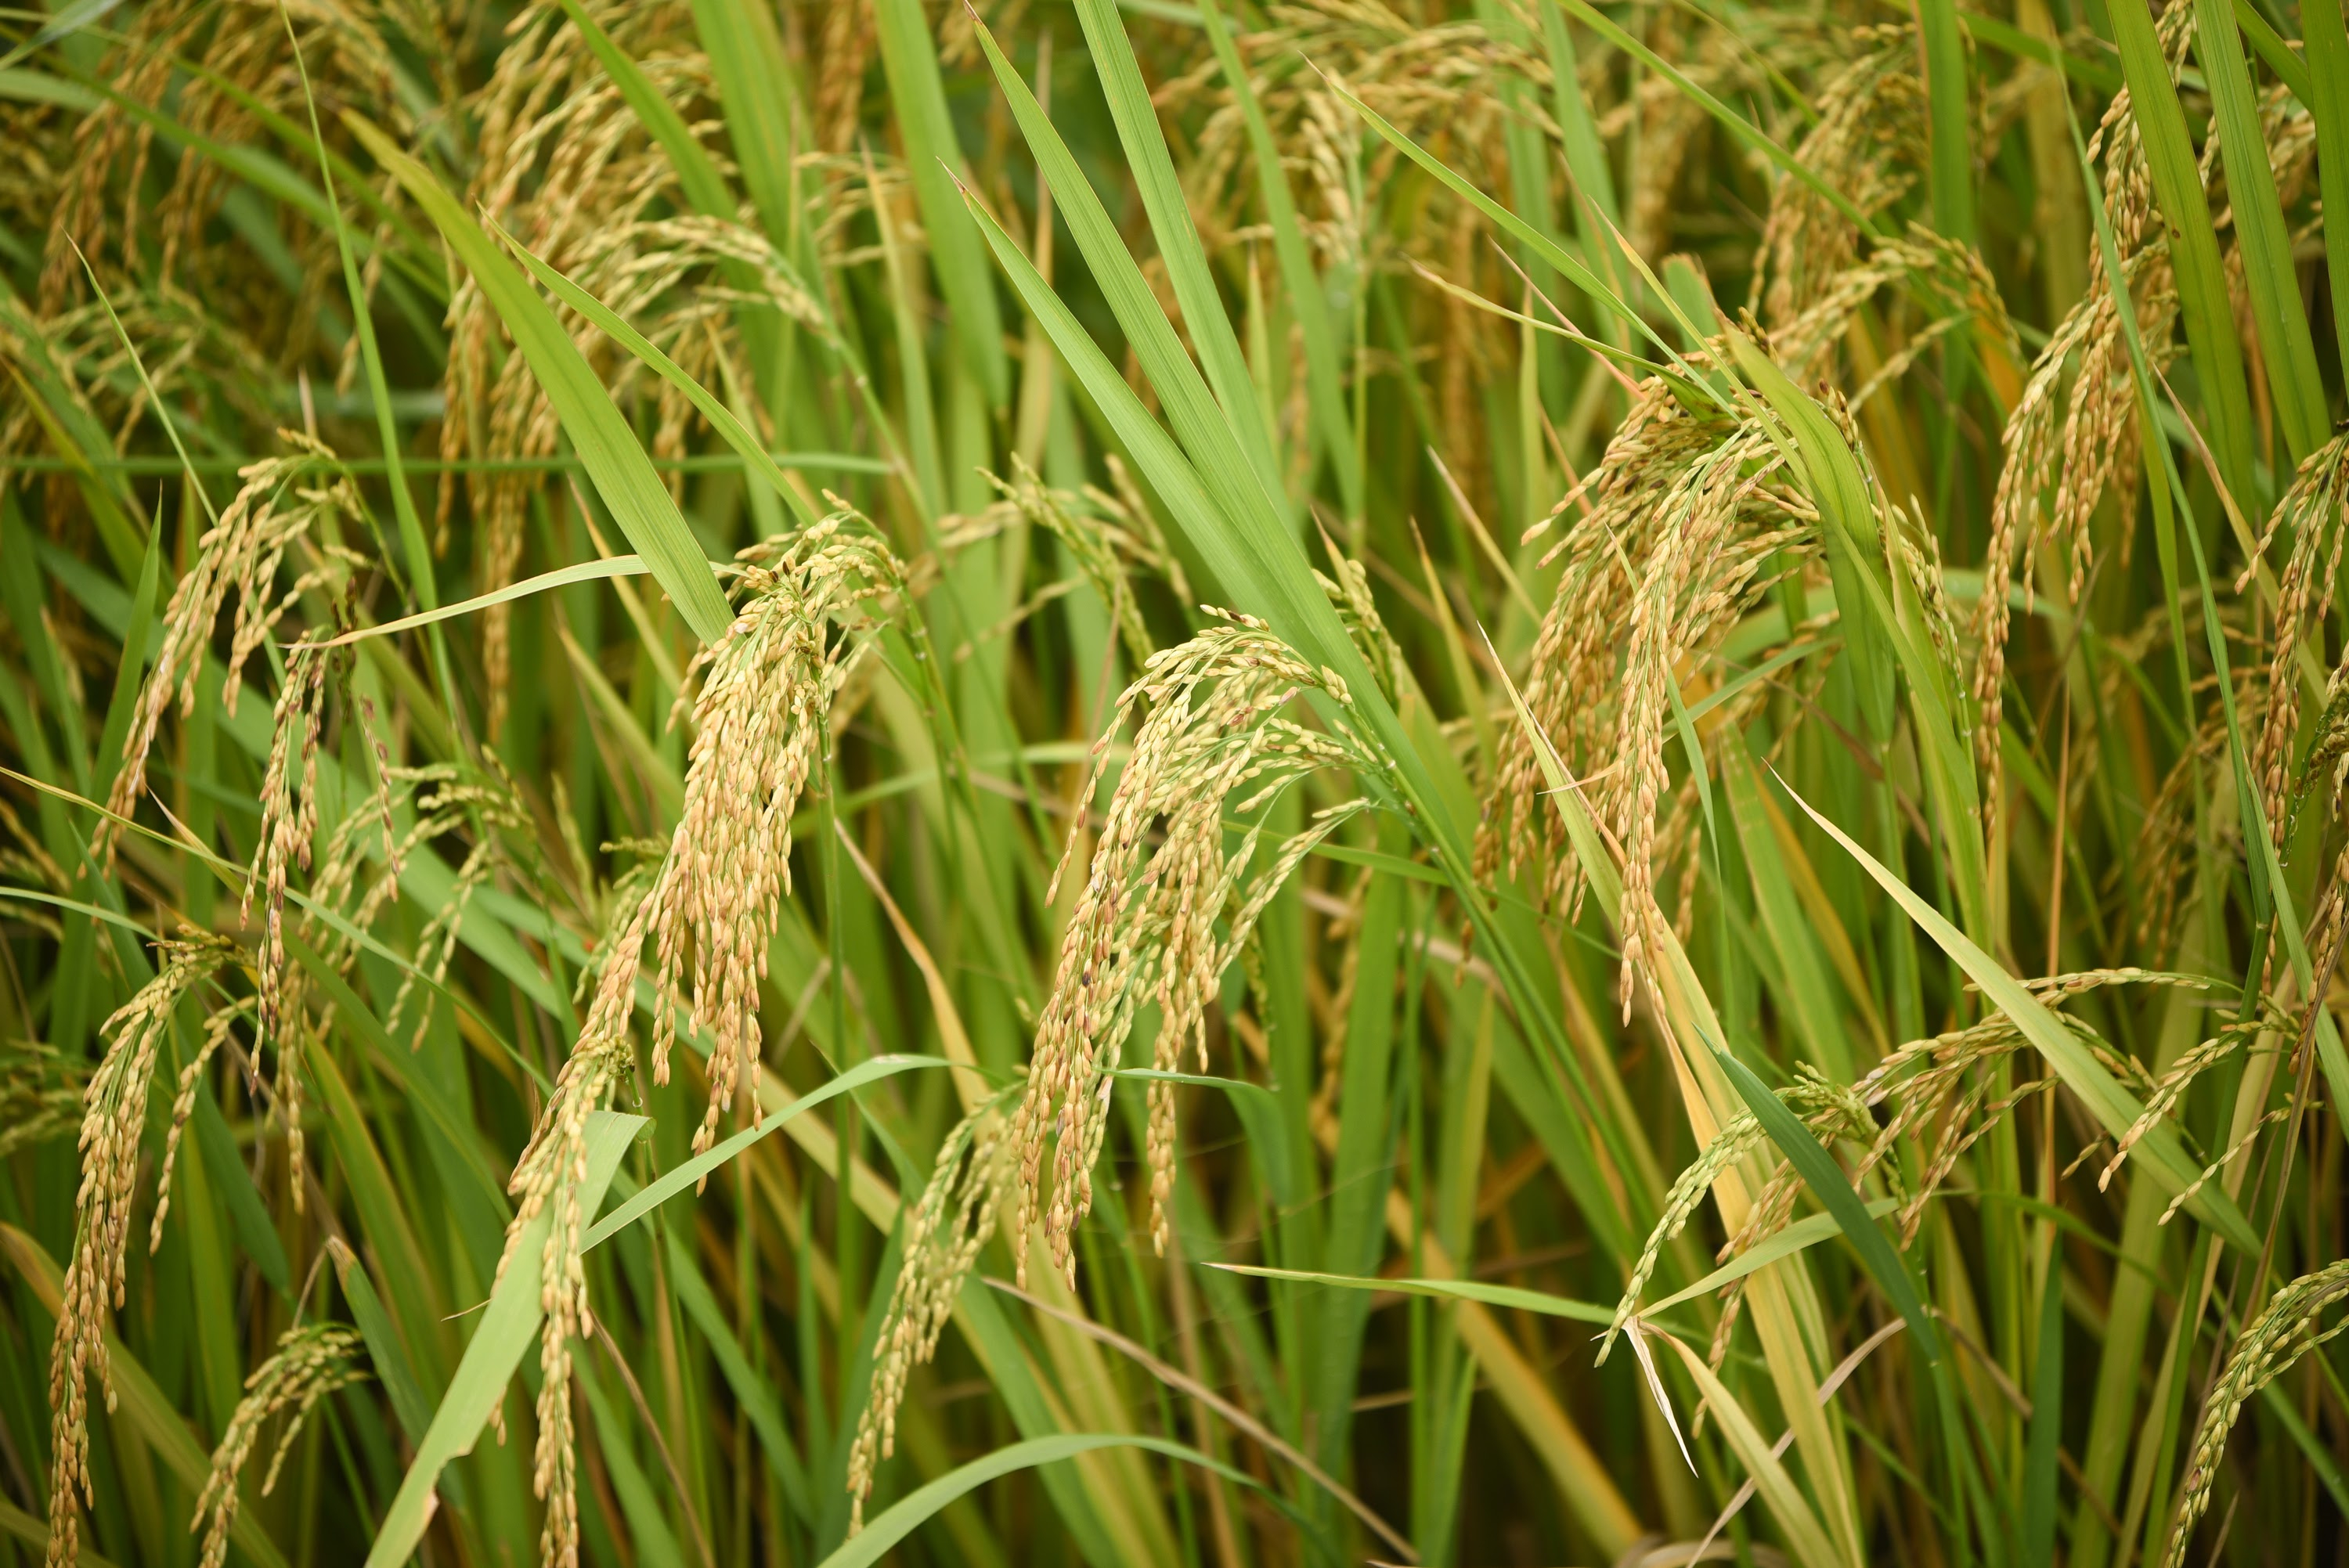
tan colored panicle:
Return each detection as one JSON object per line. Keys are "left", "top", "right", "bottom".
{"left": 1599, "top": 1111, "right": 1765, "bottom": 1364}
{"left": 149, "top": 1004, "right": 253, "bottom": 1250}
{"left": 1012, "top": 611, "right": 1380, "bottom": 1291}
{"left": 494, "top": 518, "right": 908, "bottom": 1568}
{"left": 98, "top": 438, "right": 358, "bottom": 870}
{"left": 982, "top": 456, "right": 1182, "bottom": 671}
{"left": 498, "top": 860, "right": 655, "bottom": 1568}
{"left": 640, "top": 520, "right": 911, "bottom": 1156}
{"left": 40, "top": 0, "right": 410, "bottom": 346}
{"left": 456, "top": 2, "right": 839, "bottom": 732}
{"left": 1750, "top": 27, "right": 1926, "bottom": 330}
{"left": 381, "top": 766, "right": 533, "bottom": 1050}
{"left": 845, "top": 1090, "right": 1016, "bottom": 1531}
{"left": 48, "top": 932, "right": 236, "bottom": 1568}
{"left": 192, "top": 1325, "right": 366, "bottom": 1568}
{"left": 1485, "top": 355, "right": 1817, "bottom": 1015}
{"left": 1481, "top": 351, "right": 1813, "bottom": 946}
{"left": 2250, "top": 437, "right": 2349, "bottom": 842}
{"left": 1975, "top": 1, "right": 2197, "bottom": 837}
{"left": 2166, "top": 1259, "right": 2349, "bottom": 1567}
{"left": 244, "top": 639, "right": 338, "bottom": 1202}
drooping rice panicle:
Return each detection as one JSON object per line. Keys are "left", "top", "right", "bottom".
{"left": 47, "top": 932, "right": 236, "bottom": 1568}
{"left": 190, "top": 1324, "right": 366, "bottom": 1568}
{"left": 1014, "top": 609, "right": 1379, "bottom": 1285}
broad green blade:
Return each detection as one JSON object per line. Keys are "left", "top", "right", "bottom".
{"left": 1717, "top": 330, "right": 1896, "bottom": 737}
{"left": 559, "top": 0, "right": 734, "bottom": 219}
{"left": 1639, "top": 1201, "right": 1896, "bottom": 1317}
{"left": 1722, "top": 744, "right": 1853, "bottom": 1082}
{"left": 585, "top": 1056, "right": 951, "bottom": 1247}
{"left": 1539, "top": 0, "right": 1620, "bottom": 228}
{"left": 1916, "top": 0, "right": 1976, "bottom": 243}
{"left": 1198, "top": 0, "right": 1360, "bottom": 516}
{"left": 684, "top": 0, "right": 797, "bottom": 238}
{"left": 967, "top": 17, "right": 1303, "bottom": 579}
{"left": 1712, "top": 1047, "right": 1944, "bottom": 1362}
{"left": 329, "top": 1240, "right": 436, "bottom": 1443}
{"left": 2308, "top": 0, "right": 2349, "bottom": 379}
{"left": 1958, "top": 9, "right": 2123, "bottom": 88}
{"left": 0, "top": 0, "right": 126, "bottom": 70}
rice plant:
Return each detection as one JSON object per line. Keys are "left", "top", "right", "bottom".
{"left": 2, "top": 0, "right": 2348, "bottom": 1559}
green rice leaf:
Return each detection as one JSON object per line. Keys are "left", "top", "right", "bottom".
{"left": 2307, "top": 0, "right": 2349, "bottom": 379}
{"left": 558, "top": 0, "right": 734, "bottom": 220}
{"left": 662, "top": 1221, "right": 813, "bottom": 1519}
{"left": 684, "top": 0, "right": 797, "bottom": 238}
{"left": 1639, "top": 1202, "right": 1896, "bottom": 1317}
{"left": 1206, "top": 1260, "right": 1622, "bottom": 1327}
{"left": 1538, "top": 0, "right": 1621, "bottom": 228}
{"left": 2230, "top": 0, "right": 2315, "bottom": 104}
{"left": 585, "top": 1056, "right": 952, "bottom": 1247}
{"left": 1712, "top": 1047, "right": 1945, "bottom": 1362}
{"left": 1721, "top": 328, "right": 1990, "bottom": 936}
{"left": 1072, "top": 0, "right": 1283, "bottom": 505}
{"left": 815, "top": 1435, "right": 1265, "bottom": 1568}
{"left": 1915, "top": 0, "right": 1976, "bottom": 242}
{"left": 328, "top": 1240, "right": 436, "bottom": 1444}
{"left": 1198, "top": 0, "right": 1360, "bottom": 515}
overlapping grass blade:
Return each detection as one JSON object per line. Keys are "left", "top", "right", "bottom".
{"left": 869, "top": 0, "right": 1006, "bottom": 403}
{"left": 2104, "top": 0, "right": 2260, "bottom": 504}
{"left": 1777, "top": 775, "right": 2261, "bottom": 1253}
{"left": 345, "top": 115, "right": 734, "bottom": 643}
{"left": 362, "top": 1112, "right": 644, "bottom": 1568}
{"left": 2187, "top": 0, "right": 2326, "bottom": 463}
{"left": 1198, "top": 0, "right": 1359, "bottom": 516}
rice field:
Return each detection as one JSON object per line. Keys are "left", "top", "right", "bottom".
{"left": 2, "top": 0, "right": 2347, "bottom": 1560}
